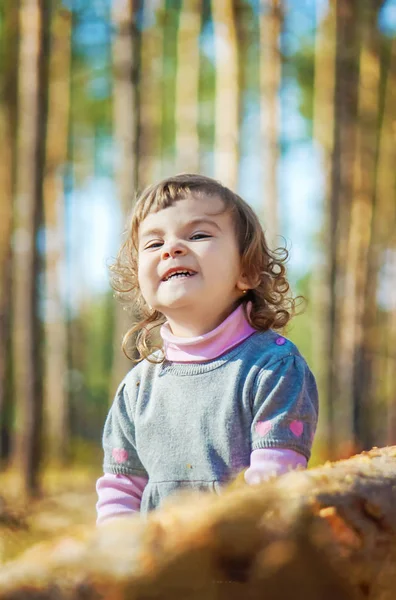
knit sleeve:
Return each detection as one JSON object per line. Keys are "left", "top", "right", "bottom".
{"left": 250, "top": 355, "right": 318, "bottom": 461}
{"left": 102, "top": 381, "right": 148, "bottom": 477}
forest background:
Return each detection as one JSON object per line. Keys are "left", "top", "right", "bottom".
{"left": 1, "top": 0, "right": 396, "bottom": 510}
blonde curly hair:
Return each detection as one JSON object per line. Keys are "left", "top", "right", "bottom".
{"left": 110, "top": 174, "right": 303, "bottom": 362}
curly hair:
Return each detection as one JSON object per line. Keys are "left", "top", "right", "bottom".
{"left": 109, "top": 173, "right": 303, "bottom": 362}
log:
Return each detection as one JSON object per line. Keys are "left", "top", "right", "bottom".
{"left": 1, "top": 446, "right": 396, "bottom": 599}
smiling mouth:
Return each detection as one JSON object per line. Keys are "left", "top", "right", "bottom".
{"left": 162, "top": 270, "right": 196, "bottom": 282}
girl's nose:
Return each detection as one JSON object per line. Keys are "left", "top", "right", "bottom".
{"left": 161, "top": 241, "right": 187, "bottom": 260}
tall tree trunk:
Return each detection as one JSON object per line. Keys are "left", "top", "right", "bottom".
{"left": 211, "top": 0, "right": 239, "bottom": 190}
{"left": 110, "top": 0, "right": 141, "bottom": 395}
{"left": 311, "top": 0, "right": 337, "bottom": 458}
{"left": 0, "top": 0, "right": 19, "bottom": 463}
{"left": 259, "top": 0, "right": 282, "bottom": 248}
{"left": 327, "top": 0, "right": 360, "bottom": 457}
{"left": 175, "top": 0, "right": 201, "bottom": 173}
{"left": 12, "top": 0, "right": 50, "bottom": 495}
{"left": 373, "top": 38, "right": 396, "bottom": 444}
{"left": 347, "top": 1, "right": 381, "bottom": 450}
{"left": 138, "top": 0, "right": 164, "bottom": 189}
{"left": 42, "top": 5, "right": 72, "bottom": 464}
{"left": 62, "top": 6, "right": 78, "bottom": 448}
{"left": 385, "top": 249, "right": 396, "bottom": 445}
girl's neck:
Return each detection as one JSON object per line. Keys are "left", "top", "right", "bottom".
{"left": 160, "top": 302, "right": 256, "bottom": 362}
{"left": 164, "top": 303, "right": 239, "bottom": 338}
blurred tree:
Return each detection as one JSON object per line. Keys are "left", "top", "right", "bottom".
{"left": 110, "top": 0, "right": 141, "bottom": 396}
{"left": 313, "top": 0, "right": 390, "bottom": 455}
{"left": 211, "top": 0, "right": 239, "bottom": 189}
{"left": 259, "top": 0, "right": 282, "bottom": 248}
{"left": 371, "top": 36, "right": 396, "bottom": 445}
{"left": 347, "top": 0, "right": 382, "bottom": 450}
{"left": 327, "top": 0, "right": 360, "bottom": 455}
{"left": 12, "top": 0, "right": 51, "bottom": 494}
{"left": 161, "top": 0, "right": 179, "bottom": 171}
{"left": 138, "top": 0, "right": 164, "bottom": 188}
{"left": 385, "top": 248, "right": 396, "bottom": 444}
{"left": 0, "top": 0, "right": 19, "bottom": 464}
{"left": 175, "top": 0, "right": 201, "bottom": 172}
{"left": 311, "top": 0, "right": 336, "bottom": 458}
{"left": 292, "top": 0, "right": 396, "bottom": 458}
{"left": 43, "top": 4, "right": 72, "bottom": 465}
{"left": 198, "top": 0, "right": 215, "bottom": 173}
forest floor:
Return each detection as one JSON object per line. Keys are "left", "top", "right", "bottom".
{"left": 0, "top": 466, "right": 99, "bottom": 563}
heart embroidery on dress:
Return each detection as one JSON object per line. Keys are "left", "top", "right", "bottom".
{"left": 112, "top": 448, "right": 129, "bottom": 463}
{"left": 289, "top": 420, "right": 304, "bottom": 437}
{"left": 255, "top": 420, "right": 273, "bottom": 437}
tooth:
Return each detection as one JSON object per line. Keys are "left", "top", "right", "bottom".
{"left": 164, "top": 270, "right": 194, "bottom": 281}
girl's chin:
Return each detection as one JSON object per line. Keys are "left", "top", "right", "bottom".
{"left": 156, "top": 293, "right": 199, "bottom": 310}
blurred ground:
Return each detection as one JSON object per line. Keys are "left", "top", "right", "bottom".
{"left": 0, "top": 467, "right": 98, "bottom": 563}
{"left": 0, "top": 439, "right": 329, "bottom": 566}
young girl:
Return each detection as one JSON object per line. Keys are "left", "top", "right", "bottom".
{"left": 96, "top": 174, "right": 318, "bottom": 523}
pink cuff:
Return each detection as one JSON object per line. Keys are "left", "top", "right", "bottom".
{"left": 244, "top": 448, "right": 307, "bottom": 485}
{"left": 96, "top": 473, "right": 148, "bottom": 524}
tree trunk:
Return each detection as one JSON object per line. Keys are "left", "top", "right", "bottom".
{"left": 311, "top": 0, "right": 337, "bottom": 459}
{"left": 138, "top": 0, "right": 164, "bottom": 189}
{"left": 259, "top": 0, "right": 282, "bottom": 248}
{"left": 211, "top": 0, "right": 239, "bottom": 190}
{"left": 385, "top": 249, "right": 396, "bottom": 445}
{"left": 340, "top": 1, "right": 380, "bottom": 451}
{"left": 110, "top": 0, "right": 141, "bottom": 396}
{"left": 327, "top": 0, "right": 360, "bottom": 457}
{"left": 3, "top": 447, "right": 396, "bottom": 599}
{"left": 175, "top": 0, "right": 201, "bottom": 173}
{"left": 12, "top": 0, "right": 50, "bottom": 495}
{"left": 0, "top": 0, "right": 19, "bottom": 463}
{"left": 373, "top": 38, "right": 396, "bottom": 445}
{"left": 42, "top": 4, "right": 71, "bottom": 465}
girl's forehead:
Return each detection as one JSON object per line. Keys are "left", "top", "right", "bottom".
{"left": 138, "top": 194, "right": 227, "bottom": 232}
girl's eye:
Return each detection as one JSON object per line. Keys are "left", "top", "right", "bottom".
{"left": 145, "top": 241, "right": 163, "bottom": 249}
{"left": 190, "top": 233, "right": 211, "bottom": 240}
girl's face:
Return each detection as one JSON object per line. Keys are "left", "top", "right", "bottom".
{"left": 137, "top": 194, "right": 249, "bottom": 336}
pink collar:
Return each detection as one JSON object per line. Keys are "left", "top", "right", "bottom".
{"left": 160, "top": 303, "right": 257, "bottom": 362}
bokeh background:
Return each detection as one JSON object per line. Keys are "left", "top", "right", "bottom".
{"left": 1, "top": 0, "right": 396, "bottom": 497}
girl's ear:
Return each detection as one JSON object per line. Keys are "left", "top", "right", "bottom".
{"left": 236, "top": 282, "right": 248, "bottom": 293}
{"left": 236, "top": 271, "right": 258, "bottom": 292}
